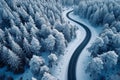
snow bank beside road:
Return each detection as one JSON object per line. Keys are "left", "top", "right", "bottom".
{"left": 69, "top": 12, "right": 102, "bottom": 80}
{"left": 51, "top": 8, "right": 86, "bottom": 80}
{"left": 52, "top": 8, "right": 103, "bottom": 80}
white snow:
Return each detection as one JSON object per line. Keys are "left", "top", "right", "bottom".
{"left": 51, "top": 8, "right": 103, "bottom": 80}
{"left": 0, "top": 67, "right": 32, "bottom": 80}
{"left": 69, "top": 11, "right": 103, "bottom": 80}
{"left": 51, "top": 8, "right": 86, "bottom": 80}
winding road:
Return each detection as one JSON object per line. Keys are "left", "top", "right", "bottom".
{"left": 67, "top": 10, "right": 92, "bottom": 80}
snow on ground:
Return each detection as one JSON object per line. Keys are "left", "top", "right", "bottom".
{"left": 69, "top": 11, "right": 103, "bottom": 80}
{"left": 51, "top": 8, "right": 103, "bottom": 80}
{"left": 51, "top": 8, "right": 86, "bottom": 80}
{"left": 0, "top": 67, "right": 32, "bottom": 80}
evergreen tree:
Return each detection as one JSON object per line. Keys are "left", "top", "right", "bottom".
{"left": 43, "top": 35, "right": 55, "bottom": 51}
{"left": 53, "top": 29, "right": 66, "bottom": 54}
{"left": 39, "top": 24, "right": 52, "bottom": 38}
{"left": 41, "top": 72, "right": 57, "bottom": 80}
{"left": 86, "top": 57, "right": 104, "bottom": 80}
{"left": 7, "top": 49, "right": 21, "bottom": 72}
{"left": 30, "top": 36, "right": 41, "bottom": 55}
{"left": 23, "top": 37, "right": 32, "bottom": 58}
{"left": 29, "top": 55, "right": 45, "bottom": 76}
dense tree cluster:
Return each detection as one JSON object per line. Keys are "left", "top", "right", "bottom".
{"left": 74, "top": 0, "right": 120, "bottom": 80}
{"left": 60, "top": 0, "right": 81, "bottom": 6}
{"left": 29, "top": 54, "right": 57, "bottom": 79}
{"left": 0, "top": 0, "right": 77, "bottom": 79}
{"left": 87, "top": 26, "right": 120, "bottom": 80}
{"left": 74, "top": 0, "right": 120, "bottom": 27}
{"left": 29, "top": 55, "right": 49, "bottom": 79}
{"left": 86, "top": 51, "right": 118, "bottom": 80}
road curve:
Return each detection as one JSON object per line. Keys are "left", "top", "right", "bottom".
{"left": 67, "top": 10, "right": 92, "bottom": 80}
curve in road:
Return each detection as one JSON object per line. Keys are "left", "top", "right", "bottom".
{"left": 67, "top": 10, "right": 92, "bottom": 80}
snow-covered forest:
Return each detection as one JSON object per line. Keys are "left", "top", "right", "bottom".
{"left": 74, "top": 0, "right": 120, "bottom": 80}
{"left": 0, "top": 0, "right": 77, "bottom": 80}
{"left": 1, "top": 0, "right": 120, "bottom": 80}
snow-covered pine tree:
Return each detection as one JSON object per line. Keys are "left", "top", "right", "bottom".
{"left": 30, "top": 36, "right": 41, "bottom": 55}
{"left": 0, "top": 29, "right": 5, "bottom": 42}
{"left": 54, "top": 20, "right": 63, "bottom": 32}
{"left": 10, "top": 22, "right": 22, "bottom": 44}
{"left": 31, "top": 77, "right": 37, "bottom": 80}
{"left": 17, "top": 6, "right": 29, "bottom": 23}
{"left": 112, "top": 21, "right": 120, "bottom": 32}
{"left": 5, "top": 0, "right": 17, "bottom": 10}
{"left": 7, "top": 49, "right": 22, "bottom": 73}
{"left": 30, "top": 26, "right": 39, "bottom": 38}
{"left": 12, "top": 11, "right": 21, "bottom": 26}
{"left": 43, "top": 34, "right": 55, "bottom": 51}
{"left": 52, "top": 29, "right": 66, "bottom": 54}
{"left": 48, "top": 53, "right": 58, "bottom": 67}
{"left": 65, "top": 0, "right": 74, "bottom": 6}
{"left": 1, "top": 46, "right": 8, "bottom": 65}
{"left": 99, "top": 51, "right": 118, "bottom": 70}
{"left": 23, "top": 37, "right": 32, "bottom": 58}
{"left": 40, "top": 65, "right": 49, "bottom": 75}
{"left": 112, "top": 33, "right": 120, "bottom": 48}
{"left": 9, "top": 34, "right": 24, "bottom": 59}
{"left": 103, "top": 12, "right": 115, "bottom": 25}
{"left": 86, "top": 57, "right": 104, "bottom": 80}
{"left": 19, "top": 23, "right": 30, "bottom": 41}
{"left": 28, "top": 4, "right": 34, "bottom": 17}
{"left": 39, "top": 24, "right": 52, "bottom": 38}
{"left": 62, "top": 23, "right": 71, "bottom": 42}
{"left": 41, "top": 72, "right": 57, "bottom": 80}
{"left": 88, "top": 37, "right": 104, "bottom": 57}
{"left": 29, "top": 55, "right": 45, "bottom": 76}
{"left": 35, "top": 12, "right": 46, "bottom": 28}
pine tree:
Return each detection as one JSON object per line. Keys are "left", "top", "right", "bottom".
{"left": 35, "top": 12, "right": 46, "bottom": 28}
{"left": 48, "top": 53, "right": 58, "bottom": 67}
{"left": 1, "top": 46, "right": 8, "bottom": 64}
{"left": 86, "top": 57, "right": 103, "bottom": 80}
{"left": 28, "top": 4, "right": 34, "bottom": 17}
{"left": 12, "top": 11, "right": 21, "bottom": 26}
{"left": 43, "top": 34, "right": 55, "bottom": 51}
{"left": 40, "top": 65, "right": 49, "bottom": 75}
{"left": 10, "top": 23, "right": 22, "bottom": 44}
{"left": 20, "top": 23, "right": 30, "bottom": 41}
{"left": 89, "top": 37, "right": 104, "bottom": 57}
{"left": 29, "top": 55, "right": 45, "bottom": 76}
{"left": 17, "top": 6, "right": 29, "bottom": 23}
{"left": 62, "top": 23, "right": 71, "bottom": 42}
{"left": 30, "top": 37, "right": 41, "bottom": 55}
{"left": 41, "top": 72, "right": 57, "bottom": 80}
{"left": 53, "top": 29, "right": 66, "bottom": 54}
{"left": 7, "top": 49, "right": 21, "bottom": 72}
{"left": 23, "top": 37, "right": 32, "bottom": 58}
{"left": 0, "top": 29, "right": 5, "bottom": 42}
{"left": 99, "top": 51, "right": 118, "bottom": 70}
{"left": 39, "top": 24, "right": 52, "bottom": 38}
{"left": 10, "top": 36, "right": 24, "bottom": 58}
{"left": 5, "top": 0, "right": 17, "bottom": 10}
{"left": 103, "top": 12, "right": 115, "bottom": 25}
{"left": 30, "top": 26, "right": 39, "bottom": 38}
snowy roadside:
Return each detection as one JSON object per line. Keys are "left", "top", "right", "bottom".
{"left": 51, "top": 8, "right": 86, "bottom": 80}
{"left": 69, "top": 12, "right": 103, "bottom": 80}
{"left": 51, "top": 8, "right": 103, "bottom": 80}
